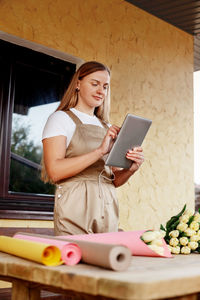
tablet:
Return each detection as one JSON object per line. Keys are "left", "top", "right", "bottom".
{"left": 105, "top": 114, "right": 152, "bottom": 169}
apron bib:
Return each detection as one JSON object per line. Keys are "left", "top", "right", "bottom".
{"left": 54, "top": 110, "right": 119, "bottom": 235}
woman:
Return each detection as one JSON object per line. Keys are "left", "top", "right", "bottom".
{"left": 42, "top": 61, "right": 144, "bottom": 235}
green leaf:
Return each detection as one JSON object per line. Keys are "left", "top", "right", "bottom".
{"left": 170, "top": 219, "right": 180, "bottom": 230}
{"left": 179, "top": 232, "right": 187, "bottom": 237}
{"left": 166, "top": 204, "right": 187, "bottom": 230}
{"left": 188, "top": 215, "right": 195, "bottom": 225}
{"left": 165, "top": 237, "right": 170, "bottom": 244}
{"left": 175, "top": 204, "right": 187, "bottom": 218}
{"left": 160, "top": 224, "right": 166, "bottom": 231}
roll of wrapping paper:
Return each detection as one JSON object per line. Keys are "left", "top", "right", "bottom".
{"left": 15, "top": 232, "right": 132, "bottom": 271}
{"left": 0, "top": 236, "right": 62, "bottom": 266}
{"left": 57, "top": 231, "right": 172, "bottom": 258}
{"left": 14, "top": 233, "right": 81, "bottom": 266}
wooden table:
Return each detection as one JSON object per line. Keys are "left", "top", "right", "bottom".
{"left": 0, "top": 251, "right": 200, "bottom": 300}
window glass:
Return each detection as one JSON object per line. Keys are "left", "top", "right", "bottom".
{"left": 9, "top": 61, "right": 66, "bottom": 195}
{"left": 0, "top": 39, "right": 76, "bottom": 217}
{"left": 10, "top": 104, "right": 58, "bottom": 195}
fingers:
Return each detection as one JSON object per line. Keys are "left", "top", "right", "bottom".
{"left": 126, "top": 148, "right": 144, "bottom": 166}
{"left": 131, "top": 146, "right": 143, "bottom": 152}
{"left": 107, "top": 125, "right": 120, "bottom": 140}
{"left": 126, "top": 148, "right": 144, "bottom": 172}
{"left": 99, "top": 125, "right": 120, "bottom": 155}
{"left": 126, "top": 153, "right": 144, "bottom": 164}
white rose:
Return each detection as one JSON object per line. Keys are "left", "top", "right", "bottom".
{"left": 150, "top": 238, "right": 163, "bottom": 247}
{"left": 169, "top": 230, "right": 179, "bottom": 238}
{"left": 183, "top": 209, "right": 194, "bottom": 217}
{"left": 167, "top": 245, "right": 172, "bottom": 252}
{"left": 184, "top": 228, "right": 196, "bottom": 237}
{"left": 179, "top": 237, "right": 188, "bottom": 246}
{"left": 179, "top": 215, "right": 189, "bottom": 223}
{"left": 181, "top": 246, "right": 191, "bottom": 254}
{"left": 148, "top": 245, "right": 164, "bottom": 256}
{"left": 141, "top": 231, "right": 157, "bottom": 243}
{"left": 189, "top": 221, "right": 199, "bottom": 231}
{"left": 169, "top": 237, "right": 179, "bottom": 247}
{"left": 159, "top": 230, "right": 166, "bottom": 238}
{"left": 188, "top": 241, "right": 198, "bottom": 250}
{"left": 194, "top": 212, "right": 200, "bottom": 222}
{"left": 177, "top": 223, "right": 188, "bottom": 232}
{"left": 171, "top": 246, "right": 180, "bottom": 254}
{"left": 154, "top": 231, "right": 164, "bottom": 239}
{"left": 190, "top": 235, "right": 200, "bottom": 242}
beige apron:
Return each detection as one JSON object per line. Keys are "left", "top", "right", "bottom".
{"left": 54, "top": 110, "right": 119, "bottom": 235}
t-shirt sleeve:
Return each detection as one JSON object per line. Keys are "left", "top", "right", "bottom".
{"left": 42, "top": 111, "right": 76, "bottom": 146}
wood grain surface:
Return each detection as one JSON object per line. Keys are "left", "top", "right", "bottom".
{"left": 1, "top": 251, "right": 200, "bottom": 299}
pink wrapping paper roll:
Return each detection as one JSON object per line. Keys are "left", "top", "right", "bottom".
{"left": 14, "top": 233, "right": 81, "bottom": 265}
{"left": 57, "top": 230, "right": 172, "bottom": 258}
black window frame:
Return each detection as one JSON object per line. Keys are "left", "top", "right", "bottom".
{"left": 0, "top": 39, "right": 76, "bottom": 220}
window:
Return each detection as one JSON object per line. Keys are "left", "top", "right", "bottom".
{"left": 0, "top": 39, "right": 76, "bottom": 219}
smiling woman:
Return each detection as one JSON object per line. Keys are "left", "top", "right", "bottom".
{"left": 75, "top": 71, "right": 110, "bottom": 114}
{"left": 41, "top": 61, "right": 145, "bottom": 236}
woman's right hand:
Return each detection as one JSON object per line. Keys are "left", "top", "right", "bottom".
{"left": 98, "top": 125, "right": 120, "bottom": 155}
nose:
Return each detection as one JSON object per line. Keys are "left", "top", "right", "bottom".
{"left": 97, "top": 85, "right": 105, "bottom": 95}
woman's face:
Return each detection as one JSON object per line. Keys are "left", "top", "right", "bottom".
{"left": 76, "top": 70, "right": 110, "bottom": 110}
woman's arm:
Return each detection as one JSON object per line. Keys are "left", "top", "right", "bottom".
{"left": 43, "top": 136, "right": 102, "bottom": 182}
{"left": 42, "top": 125, "right": 120, "bottom": 182}
{"left": 112, "top": 146, "right": 144, "bottom": 187}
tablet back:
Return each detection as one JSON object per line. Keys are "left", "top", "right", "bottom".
{"left": 105, "top": 114, "right": 152, "bottom": 169}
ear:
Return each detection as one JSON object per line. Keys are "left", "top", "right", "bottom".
{"left": 76, "top": 80, "right": 81, "bottom": 90}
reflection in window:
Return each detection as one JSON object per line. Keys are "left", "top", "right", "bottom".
{"left": 10, "top": 106, "right": 58, "bottom": 195}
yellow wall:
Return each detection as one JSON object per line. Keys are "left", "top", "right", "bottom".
{"left": 0, "top": 0, "right": 194, "bottom": 232}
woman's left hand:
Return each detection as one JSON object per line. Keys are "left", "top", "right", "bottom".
{"left": 126, "top": 146, "right": 144, "bottom": 173}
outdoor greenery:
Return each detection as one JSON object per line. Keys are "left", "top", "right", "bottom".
{"left": 9, "top": 122, "right": 55, "bottom": 195}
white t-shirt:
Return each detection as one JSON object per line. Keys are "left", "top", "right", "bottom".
{"left": 42, "top": 108, "right": 105, "bottom": 148}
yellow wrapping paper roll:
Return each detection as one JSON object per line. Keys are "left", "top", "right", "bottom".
{"left": 0, "top": 236, "right": 61, "bottom": 266}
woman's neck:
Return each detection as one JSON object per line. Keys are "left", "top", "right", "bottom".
{"left": 74, "top": 104, "right": 94, "bottom": 116}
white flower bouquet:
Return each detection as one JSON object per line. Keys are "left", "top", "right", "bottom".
{"left": 160, "top": 204, "right": 200, "bottom": 254}
{"left": 140, "top": 230, "right": 167, "bottom": 256}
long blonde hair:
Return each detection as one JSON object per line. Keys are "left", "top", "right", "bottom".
{"left": 41, "top": 61, "right": 111, "bottom": 183}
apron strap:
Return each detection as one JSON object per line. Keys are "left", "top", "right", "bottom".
{"left": 99, "top": 118, "right": 109, "bottom": 130}
{"left": 66, "top": 109, "right": 109, "bottom": 130}
{"left": 65, "top": 110, "right": 83, "bottom": 125}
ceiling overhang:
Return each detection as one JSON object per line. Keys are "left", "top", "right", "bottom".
{"left": 125, "top": 0, "right": 200, "bottom": 71}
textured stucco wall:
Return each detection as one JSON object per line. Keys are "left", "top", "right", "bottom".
{"left": 0, "top": 0, "right": 194, "bottom": 231}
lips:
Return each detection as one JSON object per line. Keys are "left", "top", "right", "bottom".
{"left": 93, "top": 96, "right": 103, "bottom": 101}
